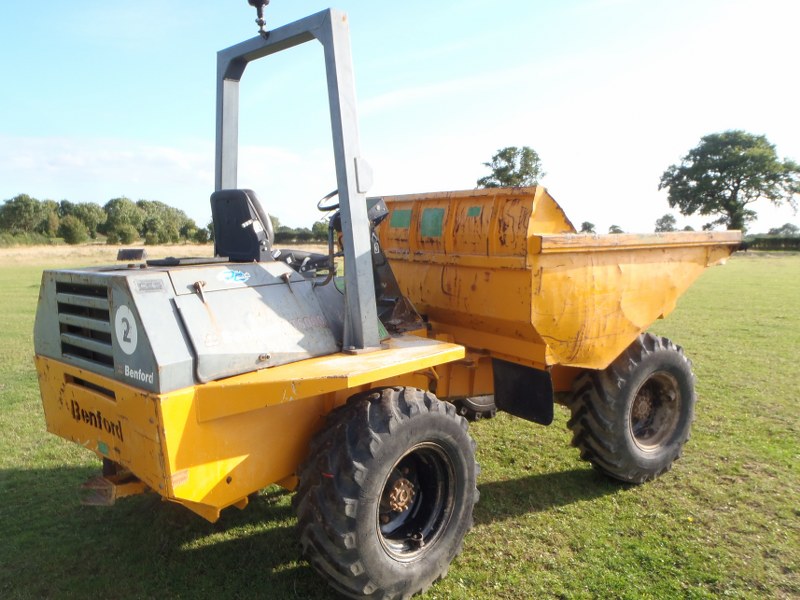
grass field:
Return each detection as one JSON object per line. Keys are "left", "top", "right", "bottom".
{"left": 0, "top": 249, "right": 798, "bottom": 599}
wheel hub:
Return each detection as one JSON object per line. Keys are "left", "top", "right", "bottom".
{"left": 388, "top": 477, "right": 415, "bottom": 512}
{"left": 632, "top": 389, "right": 654, "bottom": 422}
{"left": 376, "top": 443, "right": 456, "bottom": 561}
{"left": 630, "top": 371, "right": 681, "bottom": 450}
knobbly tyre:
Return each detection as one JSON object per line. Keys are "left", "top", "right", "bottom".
{"left": 32, "top": 4, "right": 741, "bottom": 598}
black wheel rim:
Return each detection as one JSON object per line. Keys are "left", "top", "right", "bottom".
{"left": 629, "top": 371, "right": 682, "bottom": 450}
{"left": 376, "top": 442, "right": 455, "bottom": 561}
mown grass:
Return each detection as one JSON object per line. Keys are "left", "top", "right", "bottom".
{"left": 1, "top": 252, "right": 798, "bottom": 599}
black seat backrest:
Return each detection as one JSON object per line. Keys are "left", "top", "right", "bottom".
{"left": 210, "top": 189, "right": 274, "bottom": 262}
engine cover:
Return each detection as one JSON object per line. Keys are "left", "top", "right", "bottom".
{"left": 34, "top": 260, "right": 339, "bottom": 393}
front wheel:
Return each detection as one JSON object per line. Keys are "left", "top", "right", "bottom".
{"left": 294, "top": 387, "right": 478, "bottom": 599}
{"left": 567, "top": 333, "right": 696, "bottom": 483}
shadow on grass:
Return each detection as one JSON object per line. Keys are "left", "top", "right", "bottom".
{"left": 474, "top": 467, "right": 624, "bottom": 525}
{"left": 0, "top": 464, "right": 624, "bottom": 598}
{"left": 0, "top": 466, "right": 332, "bottom": 599}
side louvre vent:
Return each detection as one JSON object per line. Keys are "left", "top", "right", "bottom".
{"left": 55, "top": 281, "right": 115, "bottom": 377}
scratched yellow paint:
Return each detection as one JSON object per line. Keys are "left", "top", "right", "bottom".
{"left": 35, "top": 335, "right": 463, "bottom": 521}
{"left": 379, "top": 186, "right": 741, "bottom": 371}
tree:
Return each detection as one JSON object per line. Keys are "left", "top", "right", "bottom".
{"left": 180, "top": 219, "right": 198, "bottom": 241}
{"left": 580, "top": 221, "right": 595, "bottom": 233}
{"left": 116, "top": 224, "right": 139, "bottom": 244}
{"left": 655, "top": 214, "right": 677, "bottom": 232}
{"left": 194, "top": 227, "right": 210, "bottom": 244}
{"left": 659, "top": 130, "right": 800, "bottom": 231}
{"left": 137, "top": 200, "right": 189, "bottom": 243}
{"left": 608, "top": 225, "right": 624, "bottom": 234}
{"left": 477, "top": 146, "right": 544, "bottom": 188}
{"left": 40, "top": 211, "right": 60, "bottom": 237}
{"left": 72, "top": 203, "right": 106, "bottom": 238}
{"left": 0, "top": 194, "right": 42, "bottom": 234}
{"left": 312, "top": 221, "right": 328, "bottom": 241}
{"left": 36, "top": 200, "right": 60, "bottom": 236}
{"left": 58, "top": 200, "right": 75, "bottom": 218}
{"left": 767, "top": 222, "right": 799, "bottom": 236}
{"left": 102, "top": 197, "right": 145, "bottom": 235}
{"left": 58, "top": 215, "right": 89, "bottom": 244}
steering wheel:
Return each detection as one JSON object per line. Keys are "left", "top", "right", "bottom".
{"left": 317, "top": 189, "right": 339, "bottom": 212}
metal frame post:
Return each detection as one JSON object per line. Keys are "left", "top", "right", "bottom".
{"left": 214, "top": 9, "right": 379, "bottom": 350}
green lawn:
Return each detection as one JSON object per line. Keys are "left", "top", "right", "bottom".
{"left": 1, "top": 253, "right": 798, "bottom": 599}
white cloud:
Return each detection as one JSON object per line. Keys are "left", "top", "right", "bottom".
{"left": 0, "top": 135, "right": 357, "bottom": 230}
{"left": 0, "top": 135, "right": 214, "bottom": 223}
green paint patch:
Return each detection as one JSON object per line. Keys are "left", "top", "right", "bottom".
{"left": 97, "top": 440, "right": 109, "bottom": 456}
{"left": 420, "top": 208, "right": 445, "bottom": 237}
{"left": 389, "top": 209, "right": 412, "bottom": 229}
{"left": 467, "top": 206, "right": 482, "bottom": 217}
{"left": 377, "top": 319, "right": 389, "bottom": 340}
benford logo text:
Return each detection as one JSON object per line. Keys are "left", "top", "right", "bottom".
{"left": 124, "top": 365, "right": 154, "bottom": 384}
{"left": 70, "top": 400, "right": 124, "bottom": 442}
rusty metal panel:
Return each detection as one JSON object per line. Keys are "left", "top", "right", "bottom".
{"left": 174, "top": 277, "right": 339, "bottom": 383}
{"left": 379, "top": 186, "right": 741, "bottom": 370}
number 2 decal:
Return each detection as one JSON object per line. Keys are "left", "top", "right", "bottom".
{"left": 121, "top": 318, "right": 131, "bottom": 343}
{"left": 114, "top": 306, "right": 138, "bottom": 355}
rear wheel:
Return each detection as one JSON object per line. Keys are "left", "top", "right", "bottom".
{"left": 294, "top": 387, "right": 478, "bottom": 599}
{"left": 453, "top": 395, "right": 497, "bottom": 421}
{"left": 567, "top": 333, "right": 696, "bottom": 483}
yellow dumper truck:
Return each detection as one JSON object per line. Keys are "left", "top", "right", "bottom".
{"left": 32, "top": 5, "right": 741, "bottom": 600}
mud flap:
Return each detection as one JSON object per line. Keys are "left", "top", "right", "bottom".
{"left": 492, "top": 359, "right": 554, "bottom": 425}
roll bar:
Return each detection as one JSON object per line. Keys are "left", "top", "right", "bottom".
{"left": 214, "top": 9, "right": 379, "bottom": 350}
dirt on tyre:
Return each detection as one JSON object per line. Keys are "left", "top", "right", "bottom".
{"left": 293, "top": 386, "right": 479, "bottom": 599}
{"left": 567, "top": 333, "right": 696, "bottom": 483}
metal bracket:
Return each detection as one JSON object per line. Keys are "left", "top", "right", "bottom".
{"left": 80, "top": 474, "right": 148, "bottom": 506}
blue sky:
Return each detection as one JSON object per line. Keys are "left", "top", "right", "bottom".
{"left": 1, "top": 0, "right": 798, "bottom": 233}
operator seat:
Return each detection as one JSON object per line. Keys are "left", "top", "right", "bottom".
{"left": 210, "top": 189, "right": 274, "bottom": 262}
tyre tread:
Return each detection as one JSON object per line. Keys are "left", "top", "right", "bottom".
{"left": 567, "top": 332, "right": 696, "bottom": 483}
{"left": 295, "top": 387, "right": 478, "bottom": 599}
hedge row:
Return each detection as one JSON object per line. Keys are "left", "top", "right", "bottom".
{"left": 746, "top": 236, "right": 800, "bottom": 251}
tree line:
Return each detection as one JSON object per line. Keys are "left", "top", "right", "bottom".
{"left": 0, "top": 194, "right": 210, "bottom": 245}
{"left": 0, "top": 194, "right": 331, "bottom": 246}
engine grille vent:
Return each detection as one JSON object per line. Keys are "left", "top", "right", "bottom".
{"left": 55, "top": 281, "right": 114, "bottom": 376}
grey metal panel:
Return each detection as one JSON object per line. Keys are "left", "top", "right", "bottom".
{"left": 167, "top": 262, "right": 301, "bottom": 296}
{"left": 174, "top": 278, "right": 339, "bottom": 383}
{"left": 60, "top": 354, "right": 116, "bottom": 379}
{"left": 57, "top": 313, "right": 112, "bottom": 334}
{"left": 55, "top": 292, "right": 110, "bottom": 310}
{"left": 120, "top": 272, "right": 196, "bottom": 394}
{"left": 60, "top": 332, "right": 113, "bottom": 355}
{"left": 35, "top": 269, "right": 192, "bottom": 394}
{"left": 34, "top": 272, "right": 65, "bottom": 359}
{"left": 214, "top": 8, "right": 379, "bottom": 351}
{"left": 313, "top": 277, "right": 346, "bottom": 343}
{"left": 107, "top": 279, "right": 160, "bottom": 393}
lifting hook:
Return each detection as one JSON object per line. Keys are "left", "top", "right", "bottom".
{"left": 247, "top": 0, "right": 270, "bottom": 39}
